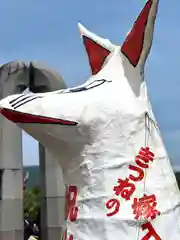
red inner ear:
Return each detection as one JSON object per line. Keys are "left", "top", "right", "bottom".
{"left": 121, "top": 0, "right": 152, "bottom": 67}
{"left": 82, "top": 36, "right": 110, "bottom": 75}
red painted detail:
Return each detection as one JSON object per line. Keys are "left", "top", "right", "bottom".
{"left": 135, "top": 147, "right": 155, "bottom": 168}
{"left": 128, "top": 164, "right": 145, "bottom": 182}
{"left": 65, "top": 185, "right": 78, "bottom": 222}
{"left": 63, "top": 229, "right": 74, "bottom": 240}
{"left": 63, "top": 229, "right": 67, "bottom": 240}
{"left": 63, "top": 185, "right": 79, "bottom": 240}
{"left": 121, "top": 0, "right": 152, "bottom": 66}
{"left": 82, "top": 36, "right": 110, "bottom": 75}
{"left": 106, "top": 198, "right": 120, "bottom": 217}
{"left": 113, "top": 177, "right": 135, "bottom": 200}
{"left": 0, "top": 108, "right": 78, "bottom": 125}
{"left": 132, "top": 194, "right": 160, "bottom": 220}
{"left": 141, "top": 222, "right": 161, "bottom": 240}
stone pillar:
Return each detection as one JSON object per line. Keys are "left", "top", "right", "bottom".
{"left": 0, "top": 61, "right": 29, "bottom": 240}
{"left": 0, "top": 116, "right": 23, "bottom": 240}
{"left": 39, "top": 146, "right": 65, "bottom": 240}
{"left": 29, "top": 61, "right": 66, "bottom": 240}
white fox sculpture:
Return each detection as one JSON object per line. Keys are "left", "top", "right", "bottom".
{"left": 0, "top": 0, "right": 180, "bottom": 239}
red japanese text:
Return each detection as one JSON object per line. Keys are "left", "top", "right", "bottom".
{"left": 106, "top": 147, "right": 157, "bottom": 219}
{"left": 141, "top": 222, "right": 161, "bottom": 240}
{"left": 128, "top": 147, "right": 154, "bottom": 182}
{"left": 135, "top": 147, "right": 155, "bottom": 169}
{"left": 113, "top": 177, "right": 136, "bottom": 200}
{"left": 106, "top": 198, "right": 120, "bottom": 217}
{"left": 128, "top": 165, "right": 144, "bottom": 182}
{"left": 64, "top": 185, "right": 79, "bottom": 240}
{"left": 132, "top": 194, "right": 160, "bottom": 220}
{"left": 65, "top": 185, "right": 78, "bottom": 222}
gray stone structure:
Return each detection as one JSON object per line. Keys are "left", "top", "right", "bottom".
{"left": 0, "top": 61, "right": 29, "bottom": 240}
{"left": 29, "top": 61, "right": 66, "bottom": 240}
{"left": 0, "top": 60, "right": 66, "bottom": 240}
{"left": 39, "top": 148, "right": 65, "bottom": 240}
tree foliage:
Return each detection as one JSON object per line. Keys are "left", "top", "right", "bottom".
{"left": 24, "top": 187, "right": 41, "bottom": 221}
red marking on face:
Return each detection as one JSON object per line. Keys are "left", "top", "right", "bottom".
{"left": 0, "top": 108, "right": 78, "bottom": 125}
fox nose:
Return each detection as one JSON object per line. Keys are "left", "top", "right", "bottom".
{"left": 0, "top": 94, "right": 25, "bottom": 123}
{"left": 0, "top": 95, "right": 16, "bottom": 110}
{"left": 0, "top": 93, "right": 37, "bottom": 111}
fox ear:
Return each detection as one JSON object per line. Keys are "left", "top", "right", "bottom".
{"left": 121, "top": 0, "right": 159, "bottom": 69}
{"left": 78, "top": 23, "right": 113, "bottom": 75}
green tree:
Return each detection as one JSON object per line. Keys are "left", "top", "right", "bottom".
{"left": 24, "top": 186, "right": 41, "bottom": 221}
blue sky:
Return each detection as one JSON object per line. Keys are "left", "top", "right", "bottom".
{"left": 0, "top": 0, "right": 180, "bottom": 166}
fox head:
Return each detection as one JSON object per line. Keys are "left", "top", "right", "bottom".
{"left": 0, "top": 1, "right": 159, "bottom": 167}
